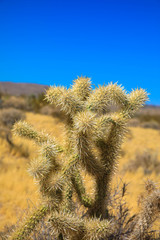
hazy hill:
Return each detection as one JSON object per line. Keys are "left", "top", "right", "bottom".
{"left": 0, "top": 81, "right": 49, "bottom": 96}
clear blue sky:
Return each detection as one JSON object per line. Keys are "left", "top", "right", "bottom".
{"left": 0, "top": 0, "right": 160, "bottom": 104}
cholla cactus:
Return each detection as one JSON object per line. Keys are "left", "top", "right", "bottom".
{"left": 11, "top": 77, "right": 149, "bottom": 240}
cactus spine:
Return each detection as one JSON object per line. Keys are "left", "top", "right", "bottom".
{"left": 11, "top": 77, "right": 148, "bottom": 239}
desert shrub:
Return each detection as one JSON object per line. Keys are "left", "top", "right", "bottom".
{"left": 0, "top": 108, "right": 25, "bottom": 128}
{"left": 11, "top": 142, "right": 30, "bottom": 158}
{"left": 1, "top": 96, "right": 27, "bottom": 110}
{"left": 140, "top": 121, "right": 160, "bottom": 130}
{"left": 40, "top": 105, "right": 66, "bottom": 121}
{"left": 0, "top": 225, "right": 15, "bottom": 240}
{"left": 135, "top": 106, "right": 160, "bottom": 124}
{"left": 27, "top": 93, "right": 48, "bottom": 112}
{"left": 130, "top": 179, "right": 160, "bottom": 240}
{"left": 0, "top": 108, "right": 30, "bottom": 158}
{"left": 128, "top": 118, "right": 160, "bottom": 130}
{"left": 128, "top": 118, "right": 141, "bottom": 127}
{"left": 123, "top": 149, "right": 160, "bottom": 175}
{"left": 39, "top": 105, "right": 54, "bottom": 115}
{"left": 130, "top": 106, "right": 160, "bottom": 130}
{"left": 9, "top": 77, "right": 160, "bottom": 240}
{"left": 27, "top": 94, "right": 39, "bottom": 112}
{"left": 0, "top": 108, "right": 25, "bottom": 146}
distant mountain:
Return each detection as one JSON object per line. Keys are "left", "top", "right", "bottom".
{"left": 0, "top": 81, "right": 49, "bottom": 96}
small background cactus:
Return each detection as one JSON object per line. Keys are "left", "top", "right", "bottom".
{"left": 9, "top": 77, "right": 160, "bottom": 240}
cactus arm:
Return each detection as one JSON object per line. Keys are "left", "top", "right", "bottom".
{"left": 90, "top": 90, "right": 147, "bottom": 218}
{"left": 74, "top": 131, "right": 104, "bottom": 176}
{"left": 62, "top": 182, "right": 74, "bottom": 213}
{"left": 49, "top": 211, "right": 115, "bottom": 240}
{"left": 60, "top": 155, "right": 80, "bottom": 212}
{"left": 73, "top": 111, "right": 104, "bottom": 176}
{"left": 10, "top": 205, "right": 50, "bottom": 240}
{"left": 45, "top": 86, "right": 82, "bottom": 115}
{"left": 48, "top": 211, "right": 85, "bottom": 240}
{"left": 88, "top": 113, "right": 127, "bottom": 217}
{"left": 86, "top": 83, "right": 128, "bottom": 114}
{"left": 28, "top": 142, "right": 64, "bottom": 205}
{"left": 125, "top": 88, "right": 148, "bottom": 116}
{"left": 13, "top": 121, "right": 63, "bottom": 152}
{"left": 84, "top": 218, "right": 115, "bottom": 240}
{"left": 13, "top": 121, "right": 64, "bottom": 203}
{"left": 28, "top": 155, "right": 64, "bottom": 205}
{"left": 96, "top": 113, "right": 126, "bottom": 167}
{"left": 71, "top": 169, "right": 93, "bottom": 208}
{"left": 62, "top": 156, "right": 93, "bottom": 211}
{"left": 71, "top": 76, "right": 92, "bottom": 101}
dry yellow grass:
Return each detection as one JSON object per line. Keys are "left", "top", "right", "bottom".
{"left": 117, "top": 127, "right": 160, "bottom": 213}
{"left": 0, "top": 112, "right": 160, "bottom": 230}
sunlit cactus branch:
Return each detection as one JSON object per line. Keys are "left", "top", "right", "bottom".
{"left": 72, "top": 76, "right": 92, "bottom": 101}
{"left": 71, "top": 169, "right": 93, "bottom": 208}
{"left": 126, "top": 88, "right": 149, "bottom": 116}
{"left": 13, "top": 121, "right": 63, "bottom": 152}
{"left": 11, "top": 205, "right": 50, "bottom": 240}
